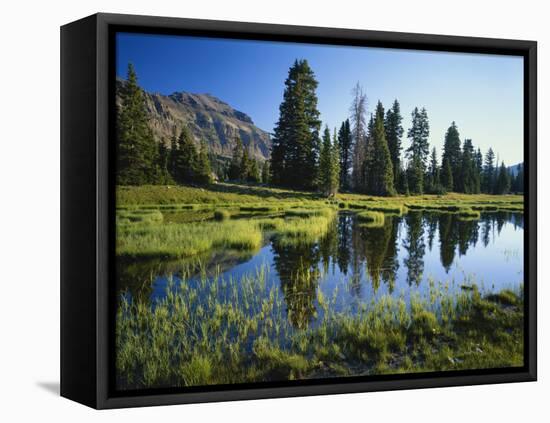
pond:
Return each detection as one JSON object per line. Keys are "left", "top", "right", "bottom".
{"left": 116, "top": 210, "right": 524, "bottom": 330}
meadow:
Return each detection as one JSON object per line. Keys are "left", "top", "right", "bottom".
{"left": 116, "top": 183, "right": 523, "bottom": 259}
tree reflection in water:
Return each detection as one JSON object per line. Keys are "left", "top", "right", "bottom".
{"left": 117, "top": 211, "right": 524, "bottom": 330}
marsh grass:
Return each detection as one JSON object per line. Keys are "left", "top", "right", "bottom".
{"left": 356, "top": 211, "right": 385, "bottom": 227}
{"left": 273, "top": 209, "right": 337, "bottom": 245}
{"left": 116, "top": 210, "right": 164, "bottom": 225}
{"left": 116, "top": 206, "right": 338, "bottom": 258}
{"left": 348, "top": 202, "right": 406, "bottom": 215}
{"left": 117, "top": 183, "right": 319, "bottom": 206}
{"left": 284, "top": 207, "right": 335, "bottom": 218}
{"left": 457, "top": 208, "right": 481, "bottom": 220}
{"left": 118, "top": 184, "right": 523, "bottom": 213}
{"left": 116, "top": 265, "right": 524, "bottom": 389}
{"left": 116, "top": 219, "right": 262, "bottom": 258}
{"left": 240, "top": 205, "right": 278, "bottom": 213}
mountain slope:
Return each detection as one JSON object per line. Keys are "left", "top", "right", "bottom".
{"left": 116, "top": 79, "right": 271, "bottom": 161}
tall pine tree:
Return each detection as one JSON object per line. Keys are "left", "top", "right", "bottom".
{"left": 338, "top": 119, "right": 353, "bottom": 191}
{"left": 459, "top": 139, "right": 477, "bottom": 193}
{"left": 426, "top": 147, "right": 441, "bottom": 193}
{"left": 157, "top": 140, "right": 172, "bottom": 184}
{"left": 441, "top": 157, "right": 453, "bottom": 192}
{"left": 331, "top": 128, "right": 341, "bottom": 196}
{"left": 261, "top": 160, "right": 270, "bottom": 184}
{"left": 365, "top": 101, "right": 395, "bottom": 196}
{"left": 194, "top": 141, "right": 212, "bottom": 185}
{"left": 482, "top": 148, "right": 496, "bottom": 193}
{"left": 116, "top": 63, "right": 158, "bottom": 185}
{"left": 169, "top": 130, "right": 178, "bottom": 179}
{"left": 441, "top": 122, "right": 462, "bottom": 192}
{"left": 406, "top": 107, "right": 430, "bottom": 194}
{"left": 495, "top": 162, "right": 511, "bottom": 194}
{"left": 319, "top": 126, "right": 335, "bottom": 196}
{"left": 173, "top": 126, "right": 198, "bottom": 184}
{"left": 228, "top": 136, "right": 244, "bottom": 181}
{"left": 270, "top": 60, "right": 321, "bottom": 190}
{"left": 350, "top": 83, "right": 368, "bottom": 192}
{"left": 384, "top": 99, "right": 404, "bottom": 187}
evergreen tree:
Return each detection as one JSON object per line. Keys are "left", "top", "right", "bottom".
{"left": 441, "top": 158, "right": 453, "bottom": 192}
{"left": 228, "top": 136, "right": 244, "bottom": 181}
{"left": 269, "top": 134, "right": 285, "bottom": 185}
{"left": 168, "top": 131, "right": 178, "bottom": 178}
{"left": 441, "top": 122, "right": 462, "bottom": 191}
{"left": 350, "top": 83, "right": 368, "bottom": 191}
{"left": 270, "top": 60, "right": 321, "bottom": 190}
{"left": 338, "top": 119, "right": 353, "bottom": 190}
{"left": 406, "top": 107, "right": 430, "bottom": 194}
{"left": 475, "top": 148, "right": 483, "bottom": 176}
{"left": 426, "top": 147, "right": 442, "bottom": 193}
{"left": 194, "top": 141, "right": 212, "bottom": 185}
{"left": 157, "top": 140, "right": 172, "bottom": 184}
{"left": 407, "top": 158, "right": 424, "bottom": 195}
{"left": 261, "top": 160, "right": 270, "bottom": 184}
{"left": 495, "top": 162, "right": 511, "bottom": 194}
{"left": 247, "top": 158, "right": 261, "bottom": 183}
{"left": 482, "top": 148, "right": 496, "bottom": 193}
{"left": 319, "top": 126, "right": 339, "bottom": 196}
{"left": 116, "top": 63, "right": 158, "bottom": 185}
{"left": 331, "top": 128, "right": 341, "bottom": 195}
{"left": 173, "top": 126, "right": 198, "bottom": 184}
{"left": 460, "top": 139, "right": 477, "bottom": 193}
{"left": 364, "top": 101, "right": 395, "bottom": 196}
{"left": 362, "top": 113, "right": 376, "bottom": 192}
{"left": 384, "top": 99, "right": 404, "bottom": 186}
{"left": 397, "top": 164, "right": 410, "bottom": 195}
{"left": 240, "top": 147, "right": 252, "bottom": 181}
{"left": 319, "top": 126, "right": 331, "bottom": 194}
{"left": 474, "top": 148, "right": 483, "bottom": 194}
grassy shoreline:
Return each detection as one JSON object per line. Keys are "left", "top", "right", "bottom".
{"left": 115, "top": 183, "right": 523, "bottom": 260}
{"left": 116, "top": 265, "right": 524, "bottom": 389}
{"left": 117, "top": 183, "right": 524, "bottom": 212}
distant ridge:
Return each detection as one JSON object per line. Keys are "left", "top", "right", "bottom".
{"left": 116, "top": 78, "right": 272, "bottom": 161}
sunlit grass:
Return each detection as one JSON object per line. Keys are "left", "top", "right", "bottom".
{"left": 116, "top": 219, "right": 262, "bottom": 258}
{"left": 116, "top": 206, "right": 338, "bottom": 258}
{"left": 117, "top": 184, "right": 523, "bottom": 214}
{"left": 356, "top": 211, "right": 385, "bottom": 227}
{"left": 274, "top": 209, "right": 337, "bottom": 245}
{"left": 457, "top": 208, "right": 481, "bottom": 220}
{"left": 116, "top": 265, "right": 524, "bottom": 389}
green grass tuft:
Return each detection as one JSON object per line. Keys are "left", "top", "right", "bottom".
{"left": 356, "top": 211, "right": 385, "bottom": 226}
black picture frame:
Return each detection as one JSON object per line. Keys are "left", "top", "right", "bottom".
{"left": 61, "top": 12, "right": 537, "bottom": 409}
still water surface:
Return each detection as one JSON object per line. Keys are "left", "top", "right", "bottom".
{"left": 117, "top": 211, "right": 524, "bottom": 328}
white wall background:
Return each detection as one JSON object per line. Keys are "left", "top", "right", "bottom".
{"left": 0, "top": 0, "right": 546, "bottom": 421}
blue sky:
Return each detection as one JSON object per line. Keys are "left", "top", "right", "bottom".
{"left": 116, "top": 32, "right": 524, "bottom": 165}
